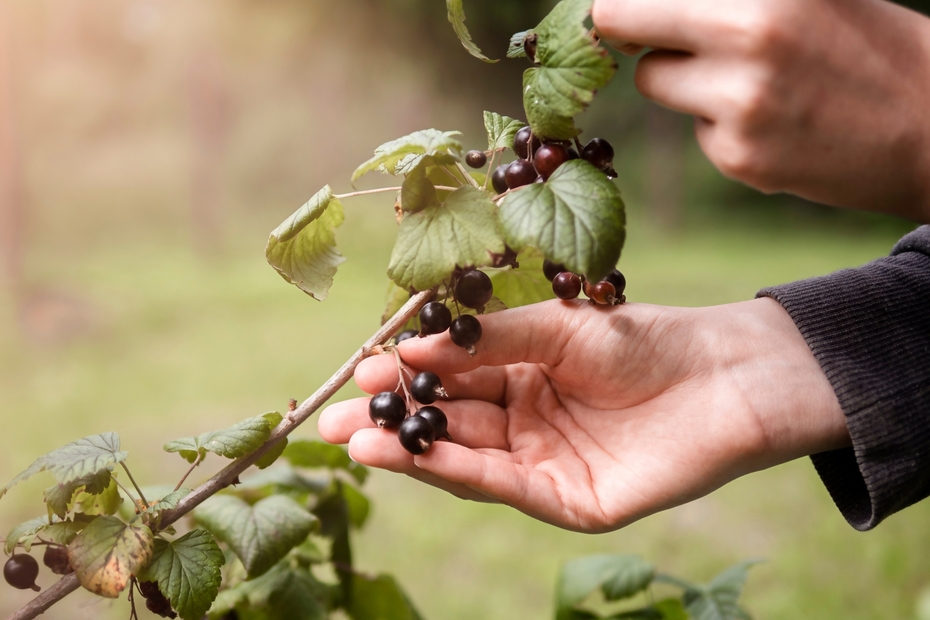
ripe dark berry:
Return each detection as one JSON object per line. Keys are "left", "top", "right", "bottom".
{"left": 533, "top": 143, "right": 570, "bottom": 180}
{"left": 584, "top": 280, "right": 617, "bottom": 305}
{"left": 450, "top": 315, "right": 482, "bottom": 355}
{"left": 491, "top": 165, "right": 509, "bottom": 194}
{"left": 43, "top": 546, "right": 72, "bottom": 575}
{"left": 454, "top": 269, "right": 493, "bottom": 310}
{"left": 410, "top": 372, "right": 447, "bottom": 404}
{"left": 369, "top": 392, "right": 408, "bottom": 429}
{"left": 419, "top": 302, "right": 452, "bottom": 336}
{"left": 395, "top": 329, "right": 418, "bottom": 344}
{"left": 416, "top": 406, "right": 450, "bottom": 440}
{"left": 552, "top": 272, "right": 582, "bottom": 300}
{"left": 465, "top": 150, "right": 487, "bottom": 169}
{"left": 604, "top": 269, "right": 626, "bottom": 297}
{"left": 581, "top": 138, "right": 615, "bottom": 171}
{"left": 398, "top": 415, "right": 435, "bottom": 455}
{"left": 513, "top": 126, "right": 541, "bottom": 160}
{"left": 505, "top": 159, "right": 538, "bottom": 189}
{"left": 4, "top": 554, "right": 40, "bottom": 591}
{"left": 567, "top": 147, "right": 580, "bottom": 160}
{"left": 542, "top": 259, "right": 567, "bottom": 282}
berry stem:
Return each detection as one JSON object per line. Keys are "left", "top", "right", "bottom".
{"left": 120, "top": 463, "right": 148, "bottom": 507}
{"left": 392, "top": 347, "right": 415, "bottom": 413}
{"left": 173, "top": 452, "right": 205, "bottom": 492}
{"left": 335, "top": 186, "right": 459, "bottom": 200}
{"left": 482, "top": 150, "right": 497, "bottom": 192}
{"left": 113, "top": 476, "right": 140, "bottom": 506}
{"left": 455, "top": 162, "right": 480, "bottom": 188}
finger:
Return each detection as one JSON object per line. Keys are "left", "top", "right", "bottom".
{"left": 347, "top": 428, "right": 500, "bottom": 503}
{"left": 592, "top": 0, "right": 705, "bottom": 53}
{"left": 354, "top": 353, "right": 508, "bottom": 404}
{"left": 318, "top": 397, "right": 371, "bottom": 445}
{"left": 635, "top": 50, "right": 717, "bottom": 118}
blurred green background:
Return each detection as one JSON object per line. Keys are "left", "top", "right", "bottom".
{"left": 1, "top": 0, "right": 928, "bottom": 618}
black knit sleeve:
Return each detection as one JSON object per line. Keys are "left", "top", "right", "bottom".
{"left": 757, "top": 225, "right": 930, "bottom": 531}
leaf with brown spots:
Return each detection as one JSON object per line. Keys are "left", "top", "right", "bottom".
{"left": 67, "top": 516, "right": 154, "bottom": 598}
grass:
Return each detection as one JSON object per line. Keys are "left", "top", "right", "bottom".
{"left": 1, "top": 207, "right": 927, "bottom": 619}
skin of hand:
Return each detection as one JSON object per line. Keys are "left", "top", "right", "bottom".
{"left": 319, "top": 298, "right": 850, "bottom": 533}
{"left": 591, "top": 0, "right": 930, "bottom": 223}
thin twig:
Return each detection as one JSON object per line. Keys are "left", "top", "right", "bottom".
{"left": 120, "top": 463, "right": 148, "bottom": 507}
{"left": 173, "top": 453, "right": 204, "bottom": 492}
{"left": 113, "top": 477, "right": 139, "bottom": 506}
{"left": 392, "top": 348, "right": 414, "bottom": 412}
{"left": 335, "top": 186, "right": 459, "bottom": 201}
{"left": 455, "top": 162, "right": 480, "bottom": 187}
{"left": 8, "top": 289, "right": 435, "bottom": 620}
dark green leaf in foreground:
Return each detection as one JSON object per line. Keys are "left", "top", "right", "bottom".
{"left": 400, "top": 158, "right": 447, "bottom": 214}
{"left": 508, "top": 30, "right": 532, "bottom": 58}
{"left": 255, "top": 438, "right": 289, "bottom": 470}
{"left": 1, "top": 433, "right": 127, "bottom": 501}
{"left": 352, "top": 129, "right": 462, "bottom": 182}
{"left": 484, "top": 111, "right": 526, "bottom": 151}
{"left": 164, "top": 412, "right": 283, "bottom": 464}
{"left": 487, "top": 248, "right": 556, "bottom": 309}
{"left": 522, "top": 0, "right": 617, "bottom": 139}
{"left": 266, "top": 186, "right": 346, "bottom": 301}
{"left": 500, "top": 160, "right": 625, "bottom": 281}
{"left": 387, "top": 186, "right": 505, "bottom": 291}
{"left": 348, "top": 573, "right": 425, "bottom": 620}
{"left": 137, "top": 529, "right": 226, "bottom": 620}
{"left": 194, "top": 494, "right": 317, "bottom": 578}
{"left": 207, "top": 560, "right": 328, "bottom": 620}
{"left": 683, "top": 562, "right": 759, "bottom": 620}
{"left": 145, "top": 488, "right": 192, "bottom": 514}
{"left": 67, "top": 515, "right": 154, "bottom": 598}
{"left": 283, "top": 439, "right": 368, "bottom": 485}
{"left": 653, "top": 599, "right": 689, "bottom": 620}
{"left": 446, "top": 0, "right": 497, "bottom": 63}
{"left": 556, "top": 555, "right": 656, "bottom": 620}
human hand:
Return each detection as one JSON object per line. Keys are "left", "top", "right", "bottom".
{"left": 592, "top": 0, "right": 930, "bottom": 222}
{"left": 319, "top": 298, "right": 850, "bottom": 533}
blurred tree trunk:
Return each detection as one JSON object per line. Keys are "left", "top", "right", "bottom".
{"left": 645, "top": 103, "right": 687, "bottom": 229}
{"left": 0, "top": 3, "right": 25, "bottom": 298}
{"left": 187, "top": 46, "right": 231, "bottom": 255}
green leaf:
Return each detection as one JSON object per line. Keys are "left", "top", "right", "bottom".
{"left": 387, "top": 186, "right": 505, "bottom": 291}
{"left": 235, "top": 463, "right": 329, "bottom": 497}
{"left": 382, "top": 282, "right": 414, "bottom": 330}
{"left": 44, "top": 518, "right": 90, "bottom": 547}
{"left": 487, "top": 248, "right": 556, "bottom": 309}
{"left": 508, "top": 30, "right": 532, "bottom": 58}
{"left": 401, "top": 161, "right": 440, "bottom": 214}
{"left": 484, "top": 111, "right": 527, "bottom": 151}
{"left": 266, "top": 186, "right": 346, "bottom": 302}
{"left": 67, "top": 515, "right": 154, "bottom": 598}
{"left": 556, "top": 555, "right": 656, "bottom": 620}
{"left": 194, "top": 495, "right": 317, "bottom": 578}
{"left": 1, "top": 433, "right": 127, "bottom": 501}
{"left": 607, "top": 610, "right": 663, "bottom": 620}
{"left": 352, "top": 129, "right": 463, "bottom": 183}
{"left": 522, "top": 0, "right": 617, "bottom": 139}
{"left": 145, "top": 488, "right": 192, "bottom": 514}
{"left": 499, "top": 160, "right": 625, "bottom": 281}
{"left": 74, "top": 476, "right": 123, "bottom": 516}
{"left": 283, "top": 439, "right": 368, "bottom": 485}
{"left": 165, "top": 412, "right": 283, "bottom": 464}
{"left": 5, "top": 516, "right": 50, "bottom": 554}
{"left": 341, "top": 483, "right": 371, "bottom": 529}
{"left": 255, "top": 438, "right": 289, "bottom": 470}
{"left": 207, "top": 560, "right": 328, "bottom": 620}
{"left": 683, "top": 562, "right": 759, "bottom": 620}
{"left": 137, "top": 529, "right": 226, "bottom": 620}
{"left": 347, "top": 573, "right": 425, "bottom": 620}
{"left": 44, "top": 469, "right": 112, "bottom": 519}
{"left": 446, "top": 0, "right": 497, "bottom": 63}
{"left": 654, "top": 599, "right": 689, "bottom": 620}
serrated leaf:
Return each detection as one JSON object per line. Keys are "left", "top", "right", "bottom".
{"left": 44, "top": 518, "right": 90, "bottom": 547}
{"left": 194, "top": 495, "right": 317, "bottom": 578}
{"left": 508, "top": 30, "right": 532, "bottom": 58}
{"left": 67, "top": 516, "right": 153, "bottom": 598}
{"left": 500, "top": 160, "right": 625, "bottom": 281}
{"left": 74, "top": 476, "right": 123, "bottom": 516}
{"left": 556, "top": 555, "right": 655, "bottom": 620}
{"left": 348, "top": 573, "right": 425, "bottom": 620}
{"left": 283, "top": 439, "right": 368, "bottom": 485}
{"left": 4, "top": 516, "right": 50, "bottom": 554}
{"left": 266, "top": 186, "right": 346, "bottom": 302}
{"left": 44, "top": 469, "right": 113, "bottom": 519}
{"left": 352, "top": 129, "right": 463, "bottom": 182}
{"left": 137, "top": 529, "right": 226, "bottom": 620}
{"left": 401, "top": 162, "right": 440, "bottom": 214}
{"left": 522, "top": 0, "right": 617, "bottom": 139}
{"left": 145, "top": 489, "right": 192, "bottom": 514}
{"left": 255, "top": 438, "right": 288, "bottom": 470}
{"left": 207, "top": 560, "right": 328, "bottom": 620}
{"left": 446, "top": 0, "right": 497, "bottom": 63}
{"left": 683, "top": 562, "right": 759, "bottom": 620}
{"left": 387, "top": 186, "right": 505, "bottom": 291}
{"left": 1, "top": 433, "right": 127, "bottom": 500}
{"left": 165, "top": 412, "right": 283, "bottom": 463}
{"left": 487, "top": 248, "right": 555, "bottom": 309}
{"left": 484, "top": 111, "right": 527, "bottom": 151}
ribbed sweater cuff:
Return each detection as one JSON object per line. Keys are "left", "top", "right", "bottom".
{"left": 757, "top": 225, "right": 930, "bottom": 530}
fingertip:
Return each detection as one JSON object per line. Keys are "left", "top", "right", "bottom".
{"left": 354, "top": 354, "right": 402, "bottom": 393}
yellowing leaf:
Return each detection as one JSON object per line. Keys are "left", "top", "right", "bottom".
{"left": 68, "top": 516, "right": 154, "bottom": 598}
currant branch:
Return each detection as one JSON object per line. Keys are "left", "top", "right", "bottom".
{"left": 7, "top": 289, "right": 435, "bottom": 620}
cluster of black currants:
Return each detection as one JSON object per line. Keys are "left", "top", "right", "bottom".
{"left": 3, "top": 545, "right": 74, "bottom": 593}
{"left": 139, "top": 580, "right": 178, "bottom": 618}
{"left": 368, "top": 371, "right": 452, "bottom": 456}
{"left": 465, "top": 127, "right": 616, "bottom": 194}
{"left": 543, "top": 259, "right": 627, "bottom": 306}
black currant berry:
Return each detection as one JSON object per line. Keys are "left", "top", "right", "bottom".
{"left": 542, "top": 259, "right": 567, "bottom": 282}
{"left": 398, "top": 415, "right": 436, "bottom": 455}
{"left": 604, "top": 270, "right": 626, "bottom": 297}
{"left": 584, "top": 280, "right": 617, "bottom": 305}
{"left": 4, "top": 554, "right": 40, "bottom": 591}
{"left": 410, "top": 372, "right": 447, "bottom": 404}
{"left": 567, "top": 147, "right": 580, "bottom": 160}
{"left": 369, "top": 392, "right": 408, "bottom": 429}
{"left": 450, "top": 315, "right": 482, "bottom": 355}
{"left": 419, "top": 302, "right": 452, "bottom": 336}
{"left": 395, "top": 329, "right": 418, "bottom": 344}
{"left": 43, "top": 546, "right": 72, "bottom": 576}
{"left": 454, "top": 269, "right": 493, "bottom": 310}
{"left": 465, "top": 150, "right": 487, "bottom": 169}
{"left": 553, "top": 272, "right": 582, "bottom": 300}
{"left": 491, "top": 165, "right": 509, "bottom": 194}
{"left": 505, "top": 159, "right": 538, "bottom": 189}
{"left": 581, "top": 138, "right": 615, "bottom": 171}
{"left": 533, "top": 143, "right": 569, "bottom": 180}
{"left": 416, "top": 406, "right": 451, "bottom": 440}
{"left": 513, "top": 126, "right": 541, "bottom": 160}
